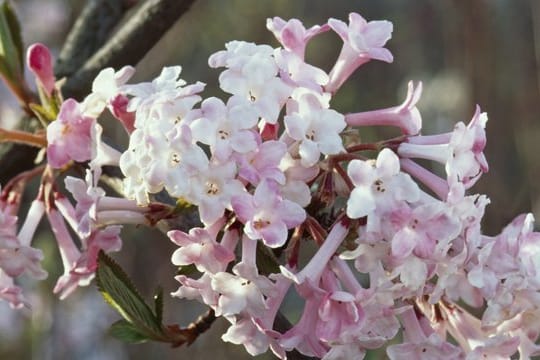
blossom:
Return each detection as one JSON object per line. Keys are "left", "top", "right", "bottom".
{"left": 345, "top": 81, "right": 423, "bottom": 135}
{"left": 232, "top": 180, "right": 306, "bottom": 248}
{"left": 387, "top": 307, "right": 463, "bottom": 359}
{"left": 211, "top": 270, "right": 267, "bottom": 317}
{"left": 326, "top": 12, "right": 393, "bottom": 93}
{"left": 346, "top": 148, "right": 420, "bottom": 219}
{"left": 235, "top": 140, "right": 287, "bottom": 186}
{"left": 222, "top": 317, "right": 274, "bottom": 356}
{"left": 390, "top": 200, "right": 461, "bottom": 260}
{"left": 47, "top": 99, "right": 95, "bottom": 168}
{"left": 398, "top": 106, "right": 488, "bottom": 188}
{"left": 186, "top": 161, "right": 244, "bottom": 225}
{"left": 83, "top": 66, "right": 135, "bottom": 117}
{"left": 274, "top": 48, "right": 329, "bottom": 91}
{"left": 190, "top": 97, "right": 258, "bottom": 161}
{"left": 0, "top": 200, "right": 47, "bottom": 281}
{"left": 209, "top": 41, "right": 291, "bottom": 124}
{"left": 266, "top": 16, "right": 329, "bottom": 59}
{"left": 284, "top": 88, "right": 346, "bottom": 167}
{"left": 0, "top": 271, "right": 27, "bottom": 309}
{"left": 169, "top": 226, "right": 235, "bottom": 274}
{"left": 124, "top": 66, "right": 205, "bottom": 130}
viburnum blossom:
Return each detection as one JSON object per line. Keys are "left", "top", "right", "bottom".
{"left": 232, "top": 179, "right": 305, "bottom": 248}
{"left": 326, "top": 12, "right": 394, "bottom": 93}
{"left": 3, "top": 10, "right": 540, "bottom": 360}
{"left": 47, "top": 98, "right": 95, "bottom": 168}
{"left": 346, "top": 148, "right": 419, "bottom": 219}
{"left": 284, "top": 87, "right": 346, "bottom": 167}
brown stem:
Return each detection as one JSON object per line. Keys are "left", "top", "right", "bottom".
{"left": 61, "top": 0, "right": 197, "bottom": 100}
{"left": 333, "top": 163, "right": 354, "bottom": 191}
{"left": 55, "top": 0, "right": 138, "bottom": 79}
{"left": 346, "top": 143, "right": 378, "bottom": 153}
{"left": 0, "top": 128, "right": 47, "bottom": 147}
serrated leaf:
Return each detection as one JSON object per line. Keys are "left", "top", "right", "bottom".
{"left": 109, "top": 320, "right": 150, "bottom": 344}
{"left": 96, "top": 251, "right": 165, "bottom": 341}
{"left": 153, "top": 286, "right": 163, "bottom": 325}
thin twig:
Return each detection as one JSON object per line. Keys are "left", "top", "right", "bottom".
{"left": 61, "top": 0, "right": 197, "bottom": 100}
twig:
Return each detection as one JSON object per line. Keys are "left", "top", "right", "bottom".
{"left": 55, "top": 0, "right": 137, "bottom": 79}
{"left": 61, "top": 0, "right": 197, "bottom": 100}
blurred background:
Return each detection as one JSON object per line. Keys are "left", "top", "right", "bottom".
{"left": 1, "top": 0, "right": 540, "bottom": 359}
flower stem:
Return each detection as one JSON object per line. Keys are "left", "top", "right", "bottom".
{"left": 0, "top": 128, "right": 47, "bottom": 148}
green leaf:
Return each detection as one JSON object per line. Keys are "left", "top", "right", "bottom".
{"left": 153, "top": 286, "right": 164, "bottom": 325}
{"left": 1, "top": 1, "right": 22, "bottom": 70}
{"left": 29, "top": 103, "right": 55, "bottom": 127}
{"left": 109, "top": 320, "right": 150, "bottom": 344}
{"left": 96, "top": 251, "right": 165, "bottom": 341}
{"left": 0, "top": 1, "right": 23, "bottom": 79}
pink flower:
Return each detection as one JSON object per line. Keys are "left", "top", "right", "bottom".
{"left": 210, "top": 270, "right": 267, "bottom": 317}
{"left": 172, "top": 273, "right": 218, "bottom": 308}
{"left": 186, "top": 160, "right": 244, "bottom": 226}
{"left": 315, "top": 269, "right": 365, "bottom": 342}
{"left": 284, "top": 88, "right": 346, "bottom": 167}
{"left": 235, "top": 140, "right": 287, "bottom": 186}
{"left": 266, "top": 17, "right": 329, "bottom": 59}
{"left": 190, "top": 97, "right": 259, "bottom": 162}
{"left": 387, "top": 307, "right": 463, "bottom": 359}
{"left": 47, "top": 99, "right": 95, "bottom": 168}
{"left": 169, "top": 226, "right": 235, "bottom": 274}
{"left": 280, "top": 290, "right": 329, "bottom": 358}
{"left": 83, "top": 66, "right": 135, "bottom": 116}
{"left": 209, "top": 41, "right": 291, "bottom": 124}
{"left": 47, "top": 209, "right": 94, "bottom": 299}
{"left": 274, "top": 49, "right": 329, "bottom": 91}
{"left": 0, "top": 244, "right": 46, "bottom": 279}
{"left": 232, "top": 180, "right": 306, "bottom": 248}
{"left": 346, "top": 148, "right": 419, "bottom": 219}
{"left": 398, "top": 106, "right": 488, "bottom": 189}
{"left": 0, "top": 200, "right": 46, "bottom": 280}
{"left": 345, "top": 81, "right": 423, "bottom": 135}
{"left": 222, "top": 317, "right": 275, "bottom": 356}
{"left": 0, "top": 271, "right": 27, "bottom": 309}
{"left": 326, "top": 13, "right": 393, "bottom": 93}
{"left": 391, "top": 201, "right": 461, "bottom": 260}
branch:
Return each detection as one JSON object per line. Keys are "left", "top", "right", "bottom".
{"left": 55, "top": 0, "right": 137, "bottom": 79}
{"left": 61, "top": 0, "right": 197, "bottom": 100}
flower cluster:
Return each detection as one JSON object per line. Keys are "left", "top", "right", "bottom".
{"left": 3, "top": 11, "right": 540, "bottom": 360}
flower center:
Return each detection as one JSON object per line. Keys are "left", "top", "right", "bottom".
{"left": 169, "top": 152, "right": 181, "bottom": 166}
{"left": 253, "top": 218, "right": 271, "bottom": 230}
{"left": 373, "top": 179, "right": 386, "bottom": 192}
{"left": 218, "top": 129, "right": 230, "bottom": 140}
{"left": 206, "top": 181, "right": 220, "bottom": 195}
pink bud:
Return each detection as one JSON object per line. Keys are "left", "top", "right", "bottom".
{"left": 110, "top": 94, "right": 135, "bottom": 134}
{"left": 260, "top": 121, "right": 279, "bottom": 141}
{"left": 27, "top": 43, "right": 55, "bottom": 96}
